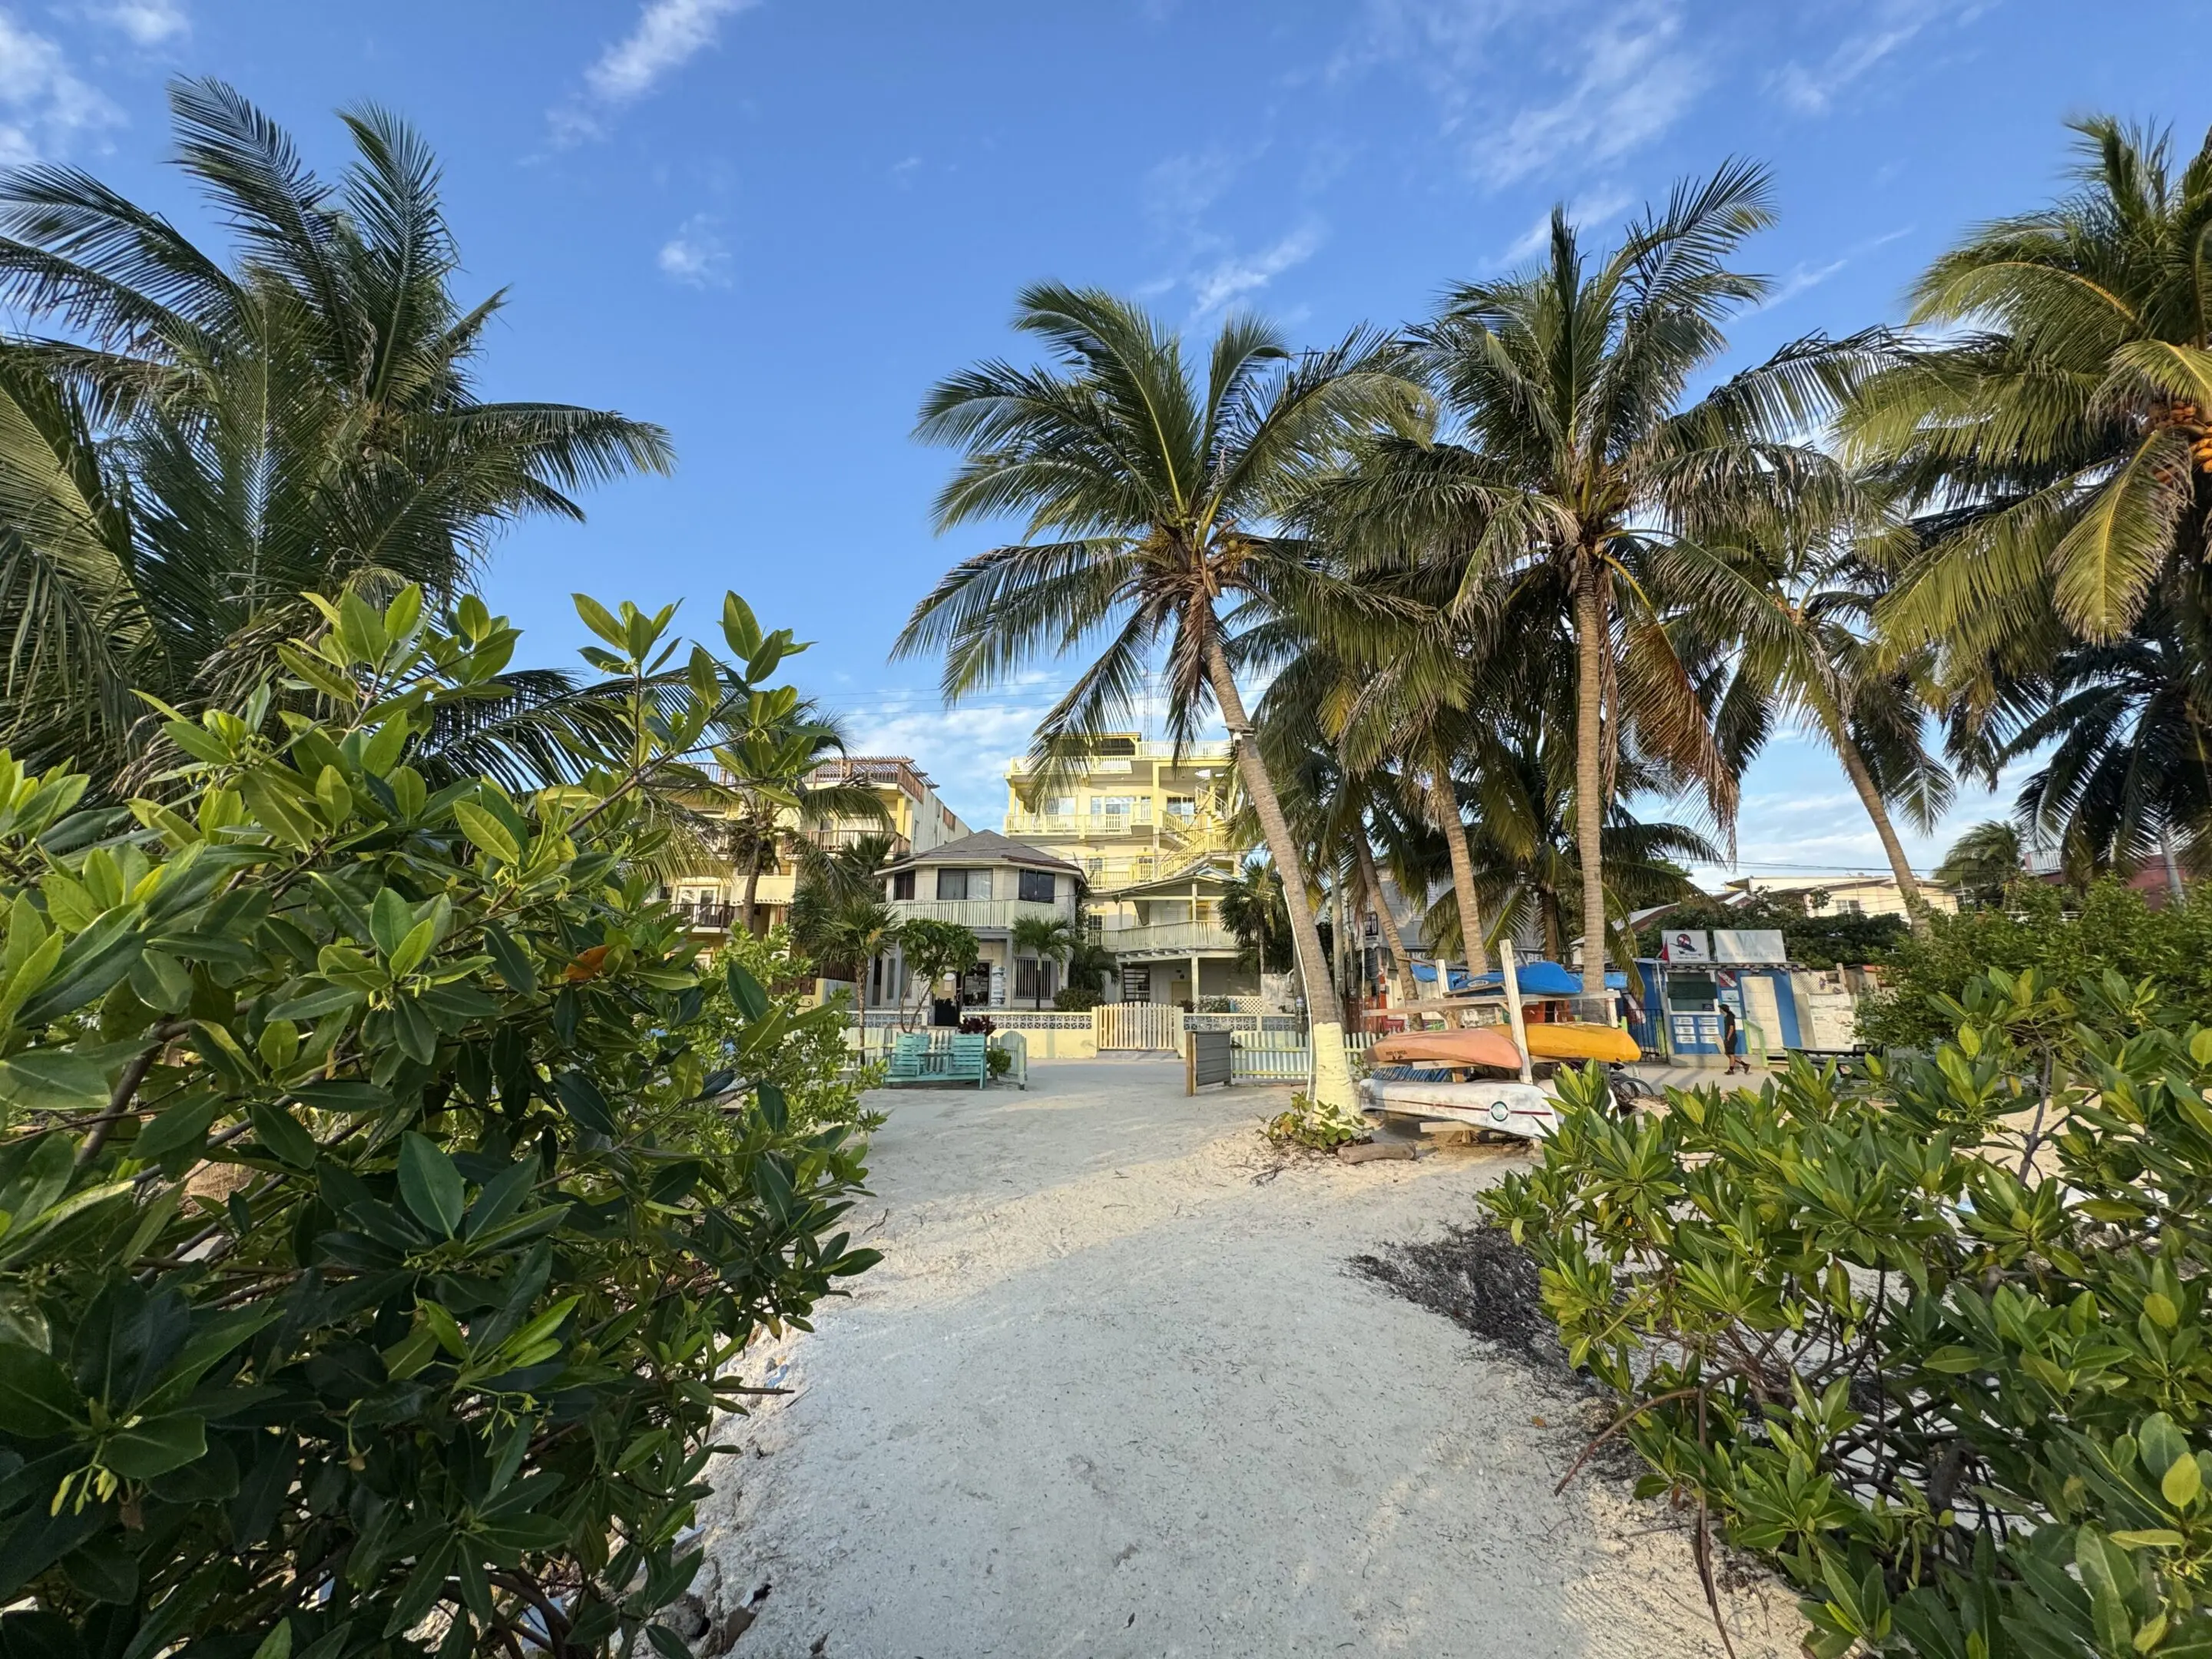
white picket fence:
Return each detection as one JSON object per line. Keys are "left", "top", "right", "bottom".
{"left": 1096, "top": 1002, "right": 1185, "bottom": 1051}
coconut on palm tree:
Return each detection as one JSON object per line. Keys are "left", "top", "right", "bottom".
{"left": 1319, "top": 164, "right": 1887, "bottom": 992}
{"left": 896, "top": 284, "right": 1426, "bottom": 1110}
{"left": 0, "top": 79, "right": 671, "bottom": 785}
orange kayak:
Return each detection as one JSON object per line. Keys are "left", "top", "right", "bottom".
{"left": 1522, "top": 1023, "right": 1641, "bottom": 1064}
{"left": 1368, "top": 1028, "right": 1526, "bottom": 1071}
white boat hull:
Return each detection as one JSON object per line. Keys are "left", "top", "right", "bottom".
{"left": 1357, "top": 1077, "right": 1561, "bottom": 1141}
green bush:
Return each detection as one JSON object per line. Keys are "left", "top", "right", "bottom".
{"left": 1051, "top": 986, "right": 1102, "bottom": 1012}
{"left": 694, "top": 929, "right": 881, "bottom": 1132}
{"left": 1264, "top": 1091, "right": 1365, "bottom": 1150}
{"left": 1859, "top": 880, "right": 2212, "bottom": 1051}
{"left": 1485, "top": 968, "right": 2212, "bottom": 1657}
{"left": 0, "top": 587, "right": 879, "bottom": 1655}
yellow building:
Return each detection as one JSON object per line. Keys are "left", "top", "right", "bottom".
{"left": 1001, "top": 736, "right": 1261, "bottom": 1004}
{"left": 667, "top": 755, "right": 972, "bottom": 938}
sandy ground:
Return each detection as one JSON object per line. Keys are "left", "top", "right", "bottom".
{"left": 694, "top": 1060, "right": 1802, "bottom": 1658}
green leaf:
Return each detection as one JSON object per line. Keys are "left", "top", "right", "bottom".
{"left": 0, "top": 1343, "right": 83, "bottom": 1437}
{"left": 266, "top": 984, "right": 364, "bottom": 1022}
{"left": 136, "top": 1094, "right": 220, "bottom": 1162}
{"left": 398, "top": 1134, "right": 465, "bottom": 1238}
{"left": 389, "top": 917, "right": 439, "bottom": 979}
{"left": 2164, "top": 1452, "right": 2202, "bottom": 1508}
{"left": 572, "top": 594, "right": 630, "bottom": 655}
{"left": 0, "top": 1052, "right": 111, "bottom": 1112}
{"left": 369, "top": 889, "right": 413, "bottom": 959}
{"left": 2141, "top": 1414, "right": 2190, "bottom": 1478}
{"left": 551, "top": 1071, "right": 616, "bottom": 1136}
{"left": 247, "top": 1102, "right": 320, "bottom": 1171}
{"left": 452, "top": 803, "right": 521, "bottom": 865}
{"left": 720, "top": 591, "right": 763, "bottom": 659}
{"left": 724, "top": 959, "right": 769, "bottom": 1022}
{"left": 101, "top": 1413, "right": 205, "bottom": 1479}
{"left": 2078, "top": 1527, "right": 2137, "bottom": 1657}
{"left": 250, "top": 1620, "right": 293, "bottom": 1659}
{"left": 481, "top": 923, "right": 537, "bottom": 995}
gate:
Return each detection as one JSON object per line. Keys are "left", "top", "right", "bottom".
{"left": 1095, "top": 1002, "right": 1183, "bottom": 1051}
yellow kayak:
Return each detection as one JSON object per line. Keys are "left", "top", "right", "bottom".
{"left": 1522, "top": 1023, "right": 1642, "bottom": 1064}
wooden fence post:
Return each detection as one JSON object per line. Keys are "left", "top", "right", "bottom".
{"left": 1185, "top": 1031, "right": 1196, "bottom": 1096}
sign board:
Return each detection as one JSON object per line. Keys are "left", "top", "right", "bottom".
{"left": 1713, "top": 929, "right": 1788, "bottom": 965}
{"left": 1660, "top": 929, "right": 1710, "bottom": 964}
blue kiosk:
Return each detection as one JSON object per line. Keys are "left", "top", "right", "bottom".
{"left": 1633, "top": 929, "right": 1803, "bottom": 1064}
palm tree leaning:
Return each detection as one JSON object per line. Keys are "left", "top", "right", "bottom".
{"left": 897, "top": 284, "right": 1425, "bottom": 1111}
{"left": 0, "top": 78, "right": 671, "bottom": 784}
{"left": 1009, "top": 912, "right": 1076, "bottom": 1008}
{"left": 1322, "top": 164, "right": 1885, "bottom": 993}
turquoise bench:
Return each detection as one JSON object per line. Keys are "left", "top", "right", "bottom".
{"left": 881, "top": 1031, "right": 990, "bottom": 1088}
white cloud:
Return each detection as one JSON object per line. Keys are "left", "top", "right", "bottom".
{"left": 1475, "top": 4, "right": 1708, "bottom": 188}
{"left": 1750, "top": 256, "right": 1848, "bottom": 314}
{"left": 88, "top": 0, "right": 187, "bottom": 45}
{"left": 1333, "top": 1, "right": 1713, "bottom": 190}
{"left": 1770, "top": 0, "right": 1996, "bottom": 116}
{"left": 1495, "top": 185, "right": 1631, "bottom": 265}
{"left": 889, "top": 154, "right": 921, "bottom": 186}
{"left": 0, "top": 9, "right": 123, "bottom": 167}
{"left": 657, "top": 213, "right": 730, "bottom": 287}
{"left": 1144, "top": 147, "right": 1241, "bottom": 225}
{"left": 553, "top": 0, "right": 757, "bottom": 142}
{"left": 1187, "top": 224, "right": 1324, "bottom": 316}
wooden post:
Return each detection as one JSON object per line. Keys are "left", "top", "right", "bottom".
{"left": 1185, "top": 1029, "right": 1197, "bottom": 1096}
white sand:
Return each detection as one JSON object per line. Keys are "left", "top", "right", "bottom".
{"left": 694, "top": 1060, "right": 1801, "bottom": 1657}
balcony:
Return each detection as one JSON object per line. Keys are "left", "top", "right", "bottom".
{"left": 1100, "top": 920, "right": 1241, "bottom": 960}
{"left": 672, "top": 899, "right": 736, "bottom": 932}
{"left": 888, "top": 898, "right": 1070, "bottom": 932}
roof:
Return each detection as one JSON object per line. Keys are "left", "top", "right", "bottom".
{"left": 881, "top": 830, "right": 1082, "bottom": 875}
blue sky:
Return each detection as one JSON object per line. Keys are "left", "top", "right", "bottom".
{"left": 0, "top": 0, "right": 2194, "bottom": 882}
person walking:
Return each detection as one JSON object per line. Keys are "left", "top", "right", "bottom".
{"left": 1720, "top": 1003, "right": 1752, "bottom": 1075}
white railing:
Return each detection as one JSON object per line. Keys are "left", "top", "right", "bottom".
{"left": 888, "top": 898, "right": 1070, "bottom": 930}
{"left": 1101, "top": 920, "right": 1240, "bottom": 957}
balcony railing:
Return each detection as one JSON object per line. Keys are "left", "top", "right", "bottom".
{"left": 1100, "top": 920, "right": 1240, "bottom": 958}
{"left": 672, "top": 899, "right": 736, "bottom": 932}
{"left": 886, "top": 898, "right": 1071, "bottom": 932}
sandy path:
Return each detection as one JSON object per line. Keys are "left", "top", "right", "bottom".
{"left": 695, "top": 1060, "right": 1800, "bottom": 1658}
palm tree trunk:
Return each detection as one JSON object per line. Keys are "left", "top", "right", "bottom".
{"left": 1834, "top": 735, "right": 1932, "bottom": 938}
{"left": 1426, "top": 762, "right": 1492, "bottom": 979}
{"left": 740, "top": 841, "right": 765, "bottom": 935}
{"left": 1204, "top": 641, "right": 1356, "bottom": 1112}
{"left": 1573, "top": 569, "right": 1609, "bottom": 997}
{"left": 1355, "top": 841, "right": 1410, "bottom": 1005}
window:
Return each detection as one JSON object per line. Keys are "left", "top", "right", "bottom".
{"left": 1018, "top": 869, "right": 1055, "bottom": 905}
{"left": 1164, "top": 796, "right": 1195, "bottom": 821}
{"left": 935, "top": 868, "right": 967, "bottom": 901}
{"left": 890, "top": 869, "right": 915, "bottom": 900}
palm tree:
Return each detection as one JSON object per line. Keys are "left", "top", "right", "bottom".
{"left": 805, "top": 897, "right": 900, "bottom": 1025}
{"left": 1699, "top": 534, "right": 1953, "bottom": 932}
{"left": 1218, "top": 856, "right": 1295, "bottom": 974}
{"left": 1459, "top": 724, "right": 1714, "bottom": 968}
{"left": 710, "top": 715, "right": 888, "bottom": 932}
{"left": 1989, "top": 610, "right": 2210, "bottom": 881}
{"left": 1934, "top": 820, "right": 2025, "bottom": 908}
{"left": 1851, "top": 118, "right": 2212, "bottom": 654}
{"left": 1009, "top": 912, "right": 1076, "bottom": 1008}
{"left": 0, "top": 79, "right": 671, "bottom": 783}
{"left": 896, "top": 284, "right": 1425, "bottom": 1108}
{"left": 1320, "top": 164, "right": 1885, "bottom": 992}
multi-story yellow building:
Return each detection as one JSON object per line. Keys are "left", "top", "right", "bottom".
{"left": 1001, "top": 736, "right": 1263, "bottom": 1004}
{"left": 667, "top": 755, "right": 971, "bottom": 937}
